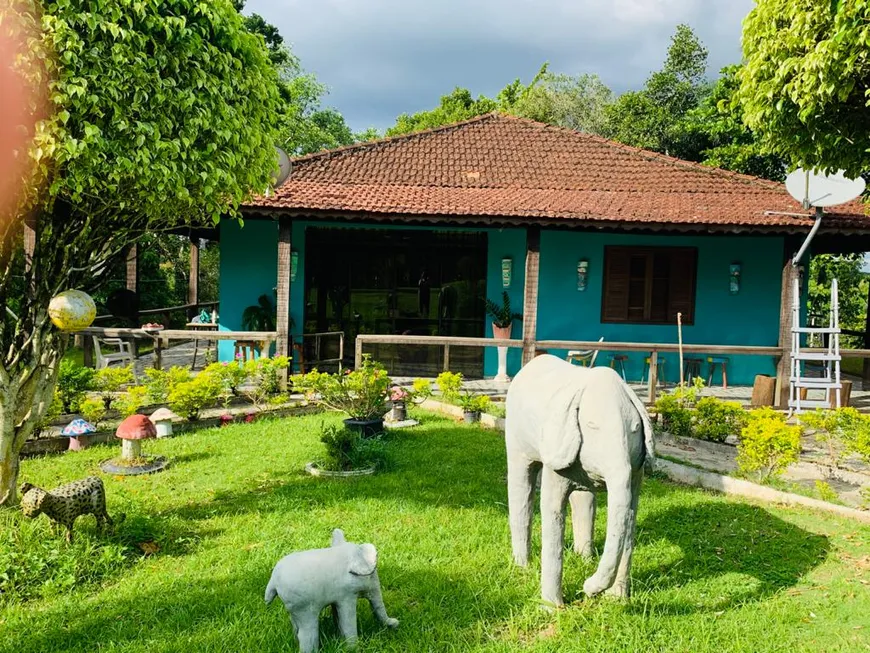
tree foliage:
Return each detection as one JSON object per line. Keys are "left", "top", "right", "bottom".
{"left": 737, "top": 0, "right": 870, "bottom": 177}
{"left": 512, "top": 71, "right": 613, "bottom": 134}
{"left": 0, "top": 0, "right": 283, "bottom": 505}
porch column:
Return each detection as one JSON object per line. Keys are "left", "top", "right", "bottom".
{"left": 125, "top": 244, "right": 138, "bottom": 292}
{"left": 187, "top": 238, "right": 199, "bottom": 308}
{"left": 775, "top": 249, "right": 799, "bottom": 408}
{"left": 275, "top": 217, "right": 292, "bottom": 361}
{"left": 521, "top": 225, "right": 541, "bottom": 366}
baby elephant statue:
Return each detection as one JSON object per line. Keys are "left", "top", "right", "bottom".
{"left": 20, "top": 476, "right": 114, "bottom": 543}
{"left": 265, "top": 528, "right": 399, "bottom": 653}
{"left": 506, "top": 354, "right": 655, "bottom": 607}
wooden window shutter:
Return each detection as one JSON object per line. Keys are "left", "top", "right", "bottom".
{"left": 667, "top": 249, "right": 697, "bottom": 324}
{"left": 602, "top": 248, "right": 631, "bottom": 322}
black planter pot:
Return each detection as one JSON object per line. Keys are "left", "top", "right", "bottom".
{"left": 463, "top": 410, "right": 480, "bottom": 424}
{"left": 343, "top": 417, "right": 384, "bottom": 438}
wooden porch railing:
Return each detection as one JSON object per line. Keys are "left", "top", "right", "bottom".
{"left": 352, "top": 334, "right": 868, "bottom": 404}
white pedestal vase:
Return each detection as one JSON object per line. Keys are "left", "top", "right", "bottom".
{"left": 492, "top": 323, "right": 512, "bottom": 383}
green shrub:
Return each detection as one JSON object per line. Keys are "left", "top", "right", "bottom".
{"left": 800, "top": 407, "right": 870, "bottom": 465}
{"left": 56, "top": 360, "right": 95, "bottom": 413}
{"left": 94, "top": 365, "right": 135, "bottom": 409}
{"left": 654, "top": 392, "right": 693, "bottom": 438}
{"left": 244, "top": 356, "right": 290, "bottom": 397}
{"left": 694, "top": 397, "right": 747, "bottom": 443}
{"left": 79, "top": 397, "right": 107, "bottom": 429}
{"left": 293, "top": 355, "right": 389, "bottom": 420}
{"left": 143, "top": 366, "right": 191, "bottom": 404}
{"left": 202, "top": 361, "right": 248, "bottom": 397}
{"left": 814, "top": 480, "right": 839, "bottom": 503}
{"left": 737, "top": 407, "right": 801, "bottom": 481}
{"left": 114, "top": 386, "right": 148, "bottom": 418}
{"left": 411, "top": 378, "right": 433, "bottom": 402}
{"left": 459, "top": 392, "right": 490, "bottom": 413}
{"left": 167, "top": 375, "right": 221, "bottom": 420}
{"left": 318, "top": 424, "right": 387, "bottom": 472}
{"left": 435, "top": 371, "right": 463, "bottom": 402}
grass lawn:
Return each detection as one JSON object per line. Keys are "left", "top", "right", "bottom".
{"left": 2, "top": 412, "right": 869, "bottom": 652}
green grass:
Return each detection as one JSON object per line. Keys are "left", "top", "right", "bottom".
{"left": 2, "top": 412, "right": 869, "bottom": 652}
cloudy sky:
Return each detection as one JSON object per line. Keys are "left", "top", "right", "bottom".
{"left": 245, "top": 0, "right": 756, "bottom": 133}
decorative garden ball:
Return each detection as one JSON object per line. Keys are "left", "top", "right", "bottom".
{"left": 48, "top": 290, "right": 96, "bottom": 331}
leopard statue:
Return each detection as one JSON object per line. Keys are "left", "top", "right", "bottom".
{"left": 20, "top": 476, "right": 115, "bottom": 543}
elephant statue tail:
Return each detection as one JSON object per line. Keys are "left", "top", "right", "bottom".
{"left": 625, "top": 386, "right": 656, "bottom": 473}
{"left": 264, "top": 576, "right": 278, "bottom": 605}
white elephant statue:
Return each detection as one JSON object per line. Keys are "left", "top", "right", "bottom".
{"left": 265, "top": 529, "right": 399, "bottom": 652}
{"left": 505, "top": 354, "right": 655, "bottom": 607}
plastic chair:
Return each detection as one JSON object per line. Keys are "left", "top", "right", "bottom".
{"left": 567, "top": 337, "right": 604, "bottom": 367}
{"left": 92, "top": 336, "right": 134, "bottom": 370}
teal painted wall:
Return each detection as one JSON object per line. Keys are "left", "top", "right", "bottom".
{"left": 535, "top": 231, "right": 789, "bottom": 386}
{"left": 219, "top": 219, "right": 799, "bottom": 385}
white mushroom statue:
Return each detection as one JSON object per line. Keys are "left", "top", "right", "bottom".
{"left": 116, "top": 414, "right": 157, "bottom": 461}
{"left": 149, "top": 407, "right": 179, "bottom": 438}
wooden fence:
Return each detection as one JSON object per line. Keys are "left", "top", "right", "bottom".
{"left": 355, "top": 334, "right": 870, "bottom": 403}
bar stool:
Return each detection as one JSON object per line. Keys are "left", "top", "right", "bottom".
{"left": 706, "top": 356, "right": 728, "bottom": 388}
{"left": 609, "top": 354, "right": 628, "bottom": 381}
{"left": 683, "top": 357, "right": 703, "bottom": 384}
{"left": 234, "top": 340, "right": 259, "bottom": 362}
{"left": 643, "top": 355, "right": 666, "bottom": 386}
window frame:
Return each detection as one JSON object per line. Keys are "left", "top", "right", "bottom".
{"left": 600, "top": 245, "right": 698, "bottom": 326}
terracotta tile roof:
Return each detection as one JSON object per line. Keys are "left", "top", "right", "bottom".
{"left": 247, "top": 113, "right": 869, "bottom": 233}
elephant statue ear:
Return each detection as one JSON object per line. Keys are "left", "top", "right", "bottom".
{"left": 540, "top": 387, "right": 583, "bottom": 471}
{"left": 349, "top": 543, "right": 378, "bottom": 576}
{"left": 331, "top": 529, "right": 346, "bottom": 546}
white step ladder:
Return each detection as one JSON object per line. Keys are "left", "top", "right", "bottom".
{"left": 788, "top": 276, "right": 841, "bottom": 414}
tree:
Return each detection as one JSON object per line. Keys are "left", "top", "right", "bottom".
{"left": 685, "top": 66, "right": 786, "bottom": 180}
{"left": 512, "top": 71, "right": 613, "bottom": 135}
{"left": 809, "top": 254, "right": 868, "bottom": 340}
{"left": 606, "top": 24, "right": 712, "bottom": 159}
{"left": 0, "top": 0, "right": 282, "bottom": 505}
{"left": 388, "top": 87, "right": 500, "bottom": 137}
{"left": 737, "top": 0, "right": 870, "bottom": 177}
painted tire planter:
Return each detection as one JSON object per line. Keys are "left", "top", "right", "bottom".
{"left": 99, "top": 456, "right": 169, "bottom": 476}
{"left": 343, "top": 417, "right": 384, "bottom": 438}
{"left": 305, "top": 462, "right": 376, "bottom": 478}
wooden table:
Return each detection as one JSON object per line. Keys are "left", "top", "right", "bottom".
{"left": 186, "top": 322, "right": 218, "bottom": 370}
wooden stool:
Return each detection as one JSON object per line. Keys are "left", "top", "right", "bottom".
{"left": 234, "top": 340, "right": 260, "bottom": 363}
{"left": 609, "top": 354, "right": 628, "bottom": 381}
{"left": 683, "top": 357, "right": 703, "bottom": 384}
{"left": 706, "top": 356, "right": 728, "bottom": 388}
{"left": 643, "top": 356, "right": 666, "bottom": 386}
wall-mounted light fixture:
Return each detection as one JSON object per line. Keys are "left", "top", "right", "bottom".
{"left": 501, "top": 256, "right": 512, "bottom": 288}
{"left": 729, "top": 263, "right": 741, "bottom": 295}
{"left": 577, "top": 259, "right": 589, "bottom": 291}
{"left": 290, "top": 250, "right": 299, "bottom": 282}
{"left": 797, "top": 264, "right": 805, "bottom": 293}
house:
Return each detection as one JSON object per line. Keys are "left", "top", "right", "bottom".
{"left": 217, "top": 113, "right": 870, "bottom": 388}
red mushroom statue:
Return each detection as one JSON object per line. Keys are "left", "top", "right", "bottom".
{"left": 116, "top": 414, "right": 156, "bottom": 461}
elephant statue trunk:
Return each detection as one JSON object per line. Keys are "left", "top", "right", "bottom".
{"left": 505, "top": 354, "right": 655, "bottom": 607}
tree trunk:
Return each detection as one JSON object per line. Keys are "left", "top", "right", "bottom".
{"left": 0, "top": 318, "right": 62, "bottom": 506}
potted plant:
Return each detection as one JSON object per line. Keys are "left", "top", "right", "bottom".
{"left": 305, "top": 423, "right": 386, "bottom": 477}
{"left": 388, "top": 386, "right": 409, "bottom": 422}
{"left": 458, "top": 392, "right": 491, "bottom": 424}
{"left": 484, "top": 291, "right": 522, "bottom": 382}
{"left": 293, "top": 355, "right": 391, "bottom": 437}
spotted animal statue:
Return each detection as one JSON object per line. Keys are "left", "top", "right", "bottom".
{"left": 20, "top": 476, "right": 114, "bottom": 543}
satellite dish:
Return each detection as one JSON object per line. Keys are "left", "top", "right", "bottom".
{"left": 272, "top": 146, "right": 292, "bottom": 188}
{"left": 785, "top": 168, "right": 865, "bottom": 209}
